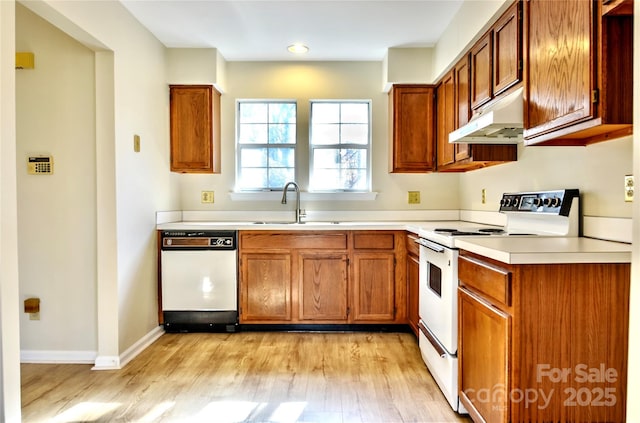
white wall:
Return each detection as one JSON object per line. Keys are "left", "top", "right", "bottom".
{"left": 18, "top": 0, "right": 179, "bottom": 363}
{"left": 16, "top": 3, "right": 98, "bottom": 357}
{"left": 0, "top": 0, "right": 22, "bottom": 419}
{"left": 178, "top": 61, "right": 460, "bottom": 213}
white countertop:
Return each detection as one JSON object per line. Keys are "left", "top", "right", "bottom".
{"left": 454, "top": 236, "right": 632, "bottom": 264}
{"left": 156, "top": 220, "right": 431, "bottom": 233}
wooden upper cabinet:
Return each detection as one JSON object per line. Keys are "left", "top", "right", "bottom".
{"left": 436, "top": 71, "right": 456, "bottom": 168}
{"left": 169, "top": 85, "right": 221, "bottom": 173}
{"left": 389, "top": 84, "right": 436, "bottom": 173}
{"left": 523, "top": 0, "right": 633, "bottom": 145}
{"left": 470, "top": 32, "right": 493, "bottom": 110}
{"left": 471, "top": 1, "right": 522, "bottom": 111}
{"left": 493, "top": 1, "right": 522, "bottom": 96}
{"left": 435, "top": 53, "right": 517, "bottom": 172}
{"left": 454, "top": 54, "right": 472, "bottom": 162}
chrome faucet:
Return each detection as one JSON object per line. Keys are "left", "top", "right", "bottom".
{"left": 281, "top": 181, "right": 305, "bottom": 224}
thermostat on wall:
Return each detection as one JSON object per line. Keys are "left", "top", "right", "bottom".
{"left": 27, "top": 155, "right": 54, "bottom": 175}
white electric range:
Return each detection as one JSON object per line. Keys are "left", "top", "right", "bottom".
{"left": 415, "top": 189, "right": 580, "bottom": 414}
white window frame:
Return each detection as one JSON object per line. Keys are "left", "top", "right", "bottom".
{"left": 308, "top": 99, "right": 372, "bottom": 192}
{"left": 235, "top": 99, "right": 297, "bottom": 191}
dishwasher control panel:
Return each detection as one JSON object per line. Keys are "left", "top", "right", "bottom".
{"left": 161, "top": 230, "right": 237, "bottom": 250}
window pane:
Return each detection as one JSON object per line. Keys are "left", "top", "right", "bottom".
{"left": 313, "top": 149, "right": 341, "bottom": 169}
{"left": 238, "top": 168, "right": 267, "bottom": 189}
{"left": 341, "top": 124, "right": 368, "bottom": 145}
{"left": 341, "top": 169, "right": 367, "bottom": 190}
{"left": 312, "top": 169, "right": 341, "bottom": 190}
{"left": 341, "top": 103, "right": 369, "bottom": 123}
{"left": 311, "top": 124, "right": 339, "bottom": 145}
{"left": 268, "top": 168, "right": 294, "bottom": 189}
{"left": 240, "top": 103, "right": 267, "bottom": 123}
{"left": 312, "top": 103, "right": 339, "bottom": 123}
{"left": 341, "top": 148, "right": 367, "bottom": 168}
{"left": 268, "top": 147, "right": 295, "bottom": 168}
{"left": 241, "top": 148, "right": 268, "bottom": 167}
{"left": 268, "top": 124, "right": 296, "bottom": 144}
{"left": 239, "top": 124, "right": 268, "bottom": 144}
{"left": 269, "top": 103, "right": 296, "bottom": 123}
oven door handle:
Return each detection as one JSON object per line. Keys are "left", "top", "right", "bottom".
{"left": 418, "top": 320, "right": 450, "bottom": 358}
{"left": 416, "top": 238, "right": 446, "bottom": 253}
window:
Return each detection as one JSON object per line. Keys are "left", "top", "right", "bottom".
{"left": 309, "top": 100, "right": 371, "bottom": 191}
{"left": 236, "top": 100, "right": 296, "bottom": 190}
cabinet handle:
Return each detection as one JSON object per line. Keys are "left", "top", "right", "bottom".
{"left": 416, "top": 238, "right": 446, "bottom": 253}
{"left": 418, "top": 320, "right": 449, "bottom": 358}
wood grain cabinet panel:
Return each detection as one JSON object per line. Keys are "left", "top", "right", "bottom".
{"left": 351, "top": 252, "right": 396, "bottom": 322}
{"left": 436, "top": 71, "right": 456, "bottom": 169}
{"left": 240, "top": 252, "right": 291, "bottom": 322}
{"left": 406, "top": 234, "right": 420, "bottom": 337}
{"left": 388, "top": 84, "right": 436, "bottom": 173}
{"left": 523, "top": 0, "right": 633, "bottom": 145}
{"left": 458, "top": 287, "right": 510, "bottom": 423}
{"left": 493, "top": 1, "right": 522, "bottom": 96}
{"left": 470, "top": 32, "right": 493, "bottom": 110}
{"left": 457, "top": 251, "right": 629, "bottom": 422}
{"left": 299, "top": 252, "right": 348, "bottom": 321}
{"left": 169, "top": 85, "right": 221, "bottom": 173}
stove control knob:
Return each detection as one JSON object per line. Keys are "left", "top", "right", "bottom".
{"left": 543, "top": 197, "right": 561, "bottom": 207}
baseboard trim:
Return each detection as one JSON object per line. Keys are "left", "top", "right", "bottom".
{"left": 118, "top": 325, "right": 165, "bottom": 369}
{"left": 21, "top": 349, "right": 96, "bottom": 364}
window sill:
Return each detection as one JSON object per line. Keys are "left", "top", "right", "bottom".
{"left": 229, "top": 191, "right": 378, "bottom": 201}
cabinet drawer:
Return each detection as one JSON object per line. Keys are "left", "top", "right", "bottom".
{"left": 406, "top": 233, "right": 420, "bottom": 257}
{"left": 240, "top": 232, "right": 348, "bottom": 250}
{"left": 458, "top": 253, "right": 511, "bottom": 306}
{"left": 353, "top": 233, "right": 395, "bottom": 250}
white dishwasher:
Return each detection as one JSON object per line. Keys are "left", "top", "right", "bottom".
{"left": 160, "top": 230, "right": 238, "bottom": 332}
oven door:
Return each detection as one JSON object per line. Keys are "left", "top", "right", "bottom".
{"left": 418, "top": 238, "right": 458, "bottom": 354}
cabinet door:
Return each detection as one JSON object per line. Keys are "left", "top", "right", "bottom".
{"left": 406, "top": 249, "right": 420, "bottom": 336}
{"left": 169, "top": 85, "right": 221, "bottom": 173}
{"left": 299, "top": 251, "right": 348, "bottom": 321}
{"left": 351, "top": 252, "right": 395, "bottom": 322}
{"left": 523, "top": 0, "right": 596, "bottom": 138}
{"left": 470, "top": 32, "right": 493, "bottom": 110}
{"left": 493, "top": 1, "right": 522, "bottom": 96}
{"left": 436, "top": 72, "right": 456, "bottom": 168}
{"left": 389, "top": 85, "right": 436, "bottom": 173}
{"left": 454, "top": 55, "right": 472, "bottom": 162}
{"left": 458, "top": 287, "right": 510, "bottom": 423}
{"left": 240, "top": 252, "right": 291, "bottom": 322}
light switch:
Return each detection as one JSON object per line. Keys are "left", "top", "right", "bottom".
{"left": 133, "top": 135, "right": 141, "bottom": 152}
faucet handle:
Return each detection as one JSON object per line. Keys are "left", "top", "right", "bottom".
{"left": 299, "top": 209, "right": 307, "bottom": 218}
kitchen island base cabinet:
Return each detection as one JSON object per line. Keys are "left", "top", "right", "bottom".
{"left": 458, "top": 251, "right": 629, "bottom": 423}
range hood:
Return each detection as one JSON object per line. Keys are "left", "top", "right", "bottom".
{"left": 448, "top": 87, "right": 523, "bottom": 144}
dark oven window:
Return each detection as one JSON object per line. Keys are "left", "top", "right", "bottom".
{"left": 428, "top": 262, "right": 442, "bottom": 297}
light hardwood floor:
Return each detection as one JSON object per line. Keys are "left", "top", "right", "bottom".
{"left": 21, "top": 331, "right": 472, "bottom": 423}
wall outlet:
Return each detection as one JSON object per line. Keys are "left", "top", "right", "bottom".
{"left": 133, "top": 134, "right": 140, "bottom": 152}
{"left": 481, "top": 188, "right": 486, "bottom": 204}
{"left": 625, "top": 175, "right": 634, "bottom": 202}
{"left": 408, "top": 191, "right": 420, "bottom": 204}
{"left": 201, "top": 191, "right": 214, "bottom": 203}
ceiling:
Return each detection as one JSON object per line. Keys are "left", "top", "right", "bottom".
{"left": 120, "top": 0, "right": 464, "bottom": 61}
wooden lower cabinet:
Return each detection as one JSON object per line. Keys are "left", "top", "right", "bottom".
{"left": 240, "top": 252, "right": 292, "bottom": 322}
{"left": 239, "top": 230, "right": 406, "bottom": 325}
{"left": 299, "top": 251, "right": 348, "bottom": 321}
{"left": 458, "top": 251, "right": 630, "bottom": 423}
{"left": 351, "top": 252, "right": 395, "bottom": 321}
{"left": 406, "top": 233, "right": 420, "bottom": 336}
{"left": 459, "top": 287, "right": 510, "bottom": 423}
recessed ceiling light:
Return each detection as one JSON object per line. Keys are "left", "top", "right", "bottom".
{"left": 287, "top": 43, "right": 309, "bottom": 54}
